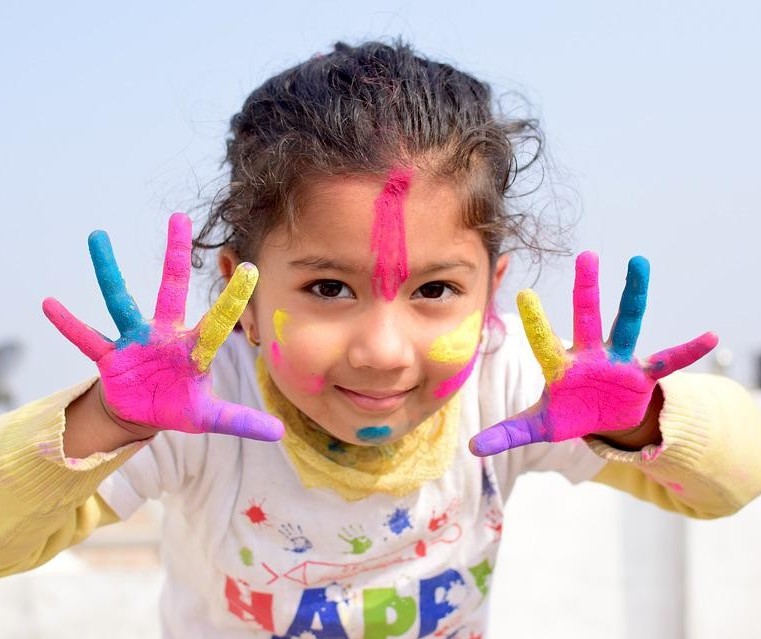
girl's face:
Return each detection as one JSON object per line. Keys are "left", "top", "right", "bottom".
{"left": 226, "top": 172, "right": 507, "bottom": 446}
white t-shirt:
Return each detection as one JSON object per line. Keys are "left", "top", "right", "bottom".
{"left": 98, "top": 315, "right": 605, "bottom": 638}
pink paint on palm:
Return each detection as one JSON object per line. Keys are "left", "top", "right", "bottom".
{"left": 433, "top": 352, "right": 479, "bottom": 399}
{"left": 43, "top": 213, "right": 284, "bottom": 442}
{"left": 371, "top": 169, "right": 413, "bottom": 300}
{"left": 542, "top": 351, "right": 653, "bottom": 441}
{"left": 97, "top": 334, "right": 237, "bottom": 434}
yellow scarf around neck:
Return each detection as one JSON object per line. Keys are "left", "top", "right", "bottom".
{"left": 256, "top": 357, "right": 461, "bottom": 501}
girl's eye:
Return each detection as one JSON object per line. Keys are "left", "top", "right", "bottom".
{"left": 414, "top": 281, "right": 459, "bottom": 300}
{"left": 308, "top": 280, "right": 354, "bottom": 299}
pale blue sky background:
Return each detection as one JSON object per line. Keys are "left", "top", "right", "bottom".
{"left": 1, "top": 0, "right": 759, "bottom": 404}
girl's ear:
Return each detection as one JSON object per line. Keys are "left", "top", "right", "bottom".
{"left": 218, "top": 248, "right": 260, "bottom": 346}
{"left": 490, "top": 253, "right": 510, "bottom": 298}
{"left": 217, "top": 247, "right": 239, "bottom": 282}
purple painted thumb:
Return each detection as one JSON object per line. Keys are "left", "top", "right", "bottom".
{"left": 470, "top": 413, "right": 545, "bottom": 456}
{"left": 201, "top": 398, "right": 284, "bottom": 441}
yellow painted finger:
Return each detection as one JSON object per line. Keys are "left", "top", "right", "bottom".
{"left": 517, "top": 289, "right": 567, "bottom": 383}
{"left": 428, "top": 310, "right": 482, "bottom": 363}
{"left": 192, "top": 263, "right": 259, "bottom": 372}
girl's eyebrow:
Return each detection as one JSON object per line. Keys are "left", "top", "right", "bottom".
{"left": 288, "top": 257, "right": 358, "bottom": 273}
{"left": 288, "top": 256, "right": 476, "bottom": 275}
{"left": 417, "top": 259, "right": 477, "bottom": 276}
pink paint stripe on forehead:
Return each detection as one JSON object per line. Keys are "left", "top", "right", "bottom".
{"left": 371, "top": 168, "right": 413, "bottom": 300}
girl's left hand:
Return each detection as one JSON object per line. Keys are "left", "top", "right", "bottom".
{"left": 469, "top": 251, "right": 718, "bottom": 456}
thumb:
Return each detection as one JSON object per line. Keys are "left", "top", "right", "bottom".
{"left": 200, "top": 396, "right": 284, "bottom": 441}
{"left": 469, "top": 409, "right": 548, "bottom": 456}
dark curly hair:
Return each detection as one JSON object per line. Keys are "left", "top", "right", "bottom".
{"left": 193, "top": 40, "right": 557, "bottom": 272}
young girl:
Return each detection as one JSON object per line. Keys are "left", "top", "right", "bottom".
{"left": 2, "top": 41, "right": 760, "bottom": 638}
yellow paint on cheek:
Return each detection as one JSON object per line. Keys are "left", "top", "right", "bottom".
{"left": 427, "top": 310, "right": 483, "bottom": 363}
{"left": 273, "top": 309, "right": 290, "bottom": 343}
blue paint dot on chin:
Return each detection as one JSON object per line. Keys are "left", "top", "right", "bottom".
{"left": 356, "top": 425, "right": 392, "bottom": 442}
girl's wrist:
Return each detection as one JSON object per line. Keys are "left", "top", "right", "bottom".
{"left": 596, "top": 384, "right": 664, "bottom": 451}
{"left": 95, "top": 382, "right": 157, "bottom": 441}
{"left": 63, "top": 381, "right": 155, "bottom": 458}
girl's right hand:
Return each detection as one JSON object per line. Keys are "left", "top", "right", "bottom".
{"left": 43, "top": 212, "right": 284, "bottom": 442}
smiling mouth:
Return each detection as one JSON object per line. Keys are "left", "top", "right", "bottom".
{"left": 335, "top": 386, "right": 414, "bottom": 412}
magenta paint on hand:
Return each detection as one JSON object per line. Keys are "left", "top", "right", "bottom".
{"left": 43, "top": 212, "right": 284, "bottom": 442}
{"left": 646, "top": 332, "right": 718, "bottom": 379}
{"left": 572, "top": 251, "right": 602, "bottom": 349}
{"left": 370, "top": 169, "right": 413, "bottom": 300}
{"left": 433, "top": 351, "right": 479, "bottom": 399}
{"left": 469, "top": 250, "right": 718, "bottom": 456}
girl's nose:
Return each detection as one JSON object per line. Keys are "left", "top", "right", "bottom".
{"left": 346, "top": 307, "right": 416, "bottom": 371}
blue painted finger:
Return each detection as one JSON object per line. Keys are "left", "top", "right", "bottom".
{"left": 88, "top": 231, "right": 149, "bottom": 345}
{"left": 609, "top": 256, "right": 649, "bottom": 362}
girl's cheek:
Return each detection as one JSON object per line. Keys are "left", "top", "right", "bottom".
{"left": 267, "top": 309, "right": 340, "bottom": 395}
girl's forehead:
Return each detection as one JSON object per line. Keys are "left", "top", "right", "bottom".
{"left": 261, "top": 173, "right": 488, "bottom": 273}
{"left": 292, "top": 173, "right": 465, "bottom": 234}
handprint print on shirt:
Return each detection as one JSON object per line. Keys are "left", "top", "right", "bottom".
{"left": 338, "top": 525, "right": 373, "bottom": 554}
{"left": 279, "top": 523, "right": 313, "bottom": 554}
{"left": 42, "top": 212, "right": 284, "bottom": 441}
{"left": 470, "top": 251, "right": 717, "bottom": 456}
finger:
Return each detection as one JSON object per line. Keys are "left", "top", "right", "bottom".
{"left": 609, "top": 256, "right": 650, "bottom": 362}
{"left": 573, "top": 251, "right": 603, "bottom": 349}
{"left": 154, "top": 213, "right": 192, "bottom": 325}
{"left": 469, "top": 412, "right": 547, "bottom": 456}
{"left": 42, "top": 297, "right": 114, "bottom": 361}
{"left": 646, "top": 331, "right": 719, "bottom": 380}
{"left": 517, "top": 289, "right": 567, "bottom": 383}
{"left": 191, "top": 263, "right": 259, "bottom": 372}
{"left": 201, "top": 396, "right": 284, "bottom": 441}
{"left": 88, "top": 230, "right": 146, "bottom": 339}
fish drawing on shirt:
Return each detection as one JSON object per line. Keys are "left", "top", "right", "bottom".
{"left": 281, "top": 523, "right": 463, "bottom": 586}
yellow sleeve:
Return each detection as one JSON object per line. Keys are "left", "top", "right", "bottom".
{"left": 0, "top": 379, "right": 147, "bottom": 576}
{"left": 588, "top": 372, "right": 761, "bottom": 519}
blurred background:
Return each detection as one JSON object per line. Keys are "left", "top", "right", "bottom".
{"left": 1, "top": 0, "right": 760, "bottom": 637}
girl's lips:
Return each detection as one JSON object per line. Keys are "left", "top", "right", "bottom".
{"left": 335, "top": 386, "right": 413, "bottom": 412}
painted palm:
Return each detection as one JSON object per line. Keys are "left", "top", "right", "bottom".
{"left": 43, "top": 212, "right": 283, "bottom": 441}
{"left": 470, "top": 251, "right": 717, "bottom": 456}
